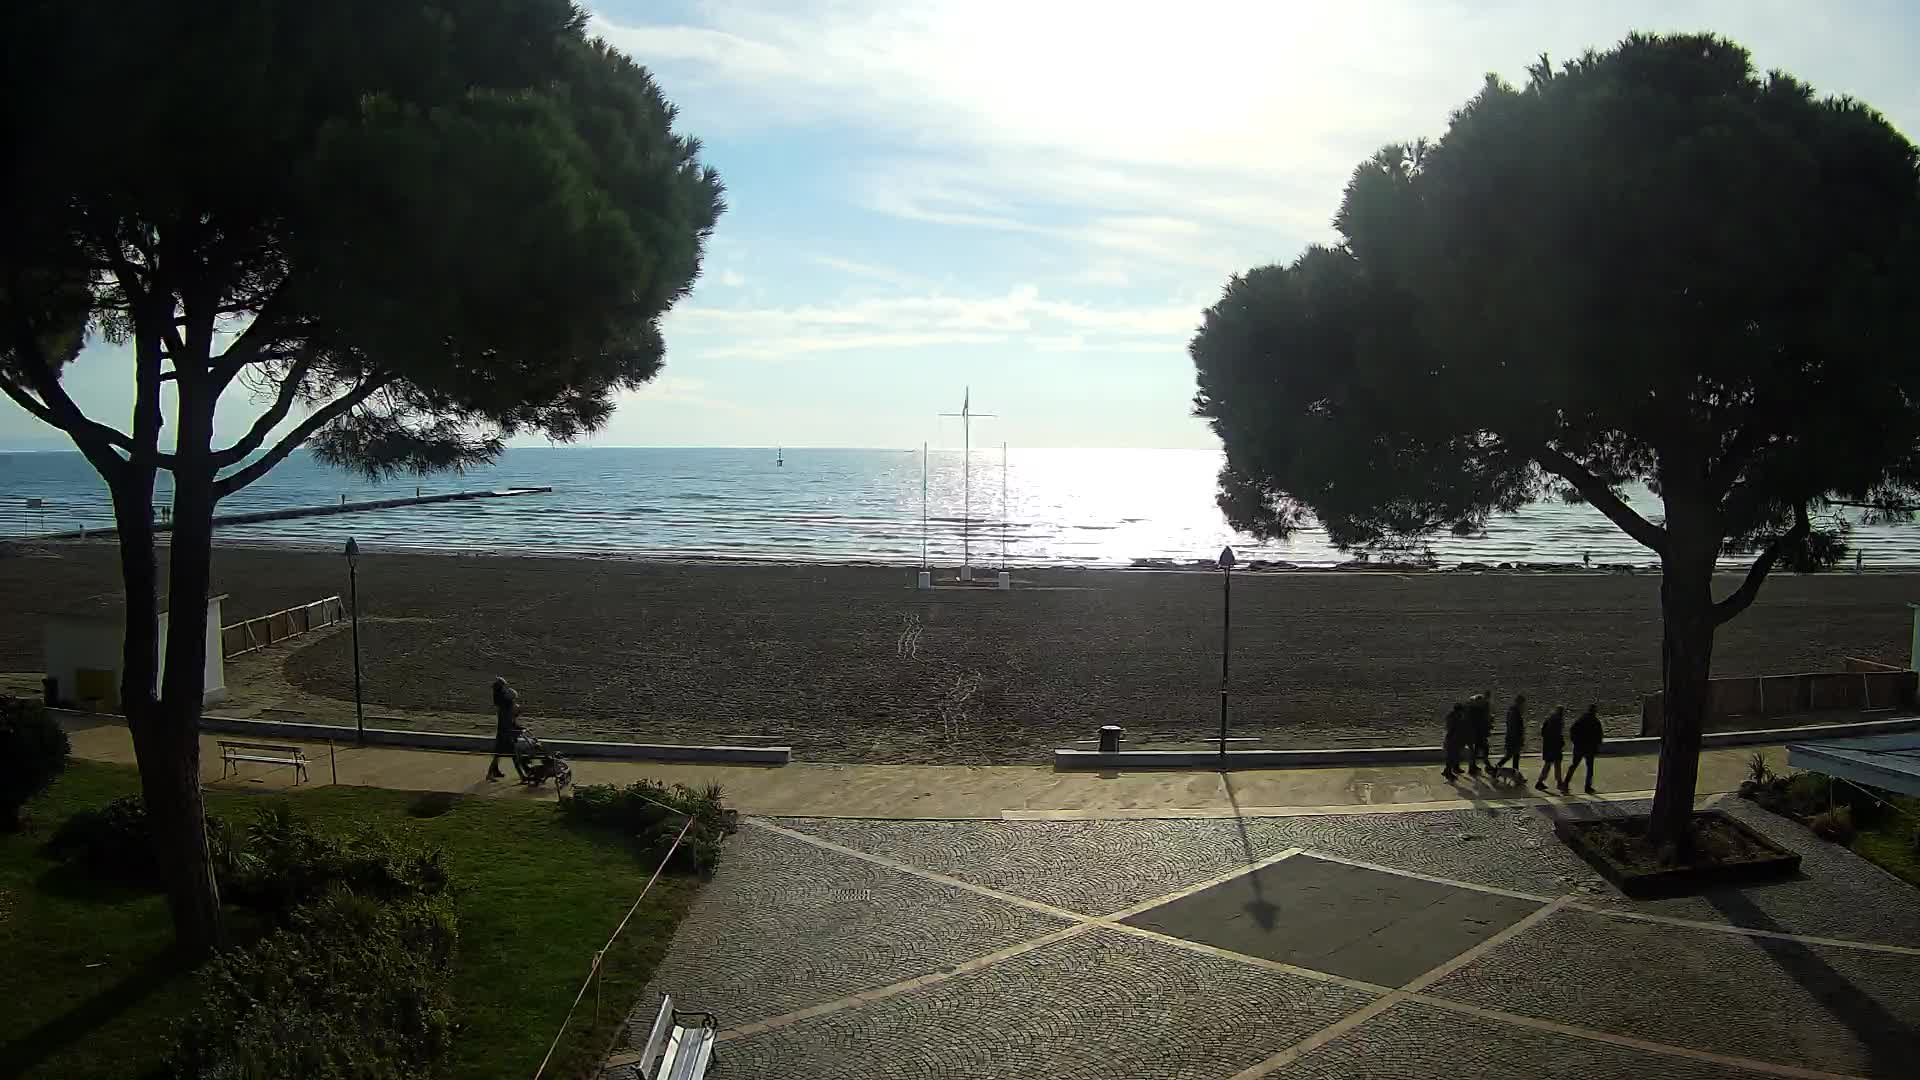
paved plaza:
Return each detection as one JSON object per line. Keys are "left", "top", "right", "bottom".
{"left": 613, "top": 797, "right": 1920, "bottom": 1079}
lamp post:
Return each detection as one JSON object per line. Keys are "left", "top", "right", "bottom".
{"left": 345, "top": 537, "right": 365, "bottom": 745}
{"left": 1217, "top": 545, "right": 1236, "bottom": 762}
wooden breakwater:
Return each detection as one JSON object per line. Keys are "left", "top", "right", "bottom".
{"left": 30, "top": 486, "right": 553, "bottom": 540}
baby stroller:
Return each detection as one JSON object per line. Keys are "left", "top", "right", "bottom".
{"left": 513, "top": 728, "right": 573, "bottom": 790}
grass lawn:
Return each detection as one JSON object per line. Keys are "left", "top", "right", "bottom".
{"left": 1849, "top": 793, "right": 1920, "bottom": 888}
{"left": 1, "top": 761, "right": 702, "bottom": 1080}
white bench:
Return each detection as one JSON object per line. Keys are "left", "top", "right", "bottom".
{"left": 218, "top": 740, "right": 310, "bottom": 784}
{"left": 631, "top": 995, "right": 715, "bottom": 1079}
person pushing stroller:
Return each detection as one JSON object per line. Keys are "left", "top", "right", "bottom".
{"left": 487, "top": 676, "right": 525, "bottom": 781}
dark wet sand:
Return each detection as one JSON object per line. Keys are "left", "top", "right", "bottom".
{"left": 2, "top": 542, "right": 1910, "bottom": 764}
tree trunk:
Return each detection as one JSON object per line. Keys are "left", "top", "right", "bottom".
{"left": 1648, "top": 529, "right": 1718, "bottom": 857}
{"left": 149, "top": 387, "right": 227, "bottom": 957}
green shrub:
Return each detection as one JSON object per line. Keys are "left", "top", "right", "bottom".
{"left": 169, "top": 888, "right": 458, "bottom": 1079}
{"left": 225, "top": 804, "right": 449, "bottom": 917}
{"left": 46, "top": 795, "right": 250, "bottom": 888}
{"left": 0, "top": 695, "right": 69, "bottom": 829}
{"left": 1809, "top": 805, "right": 1856, "bottom": 844}
{"left": 561, "top": 779, "right": 737, "bottom": 873}
{"left": 46, "top": 795, "right": 158, "bottom": 881}
{"left": 1744, "top": 752, "right": 1774, "bottom": 786}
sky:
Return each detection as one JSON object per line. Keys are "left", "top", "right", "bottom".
{"left": 6, "top": 0, "right": 1920, "bottom": 452}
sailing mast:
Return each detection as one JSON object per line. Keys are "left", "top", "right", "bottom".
{"left": 940, "top": 387, "right": 994, "bottom": 579}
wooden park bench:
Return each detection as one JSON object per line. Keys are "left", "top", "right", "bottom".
{"left": 624, "top": 995, "right": 716, "bottom": 1079}
{"left": 217, "top": 740, "right": 310, "bottom": 784}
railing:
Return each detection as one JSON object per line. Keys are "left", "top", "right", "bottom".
{"left": 221, "top": 596, "right": 345, "bottom": 659}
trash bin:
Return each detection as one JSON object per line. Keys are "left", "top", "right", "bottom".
{"left": 1098, "top": 725, "right": 1122, "bottom": 753}
{"left": 42, "top": 676, "right": 58, "bottom": 707}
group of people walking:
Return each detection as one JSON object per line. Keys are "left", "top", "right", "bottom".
{"left": 1443, "top": 693, "right": 1603, "bottom": 794}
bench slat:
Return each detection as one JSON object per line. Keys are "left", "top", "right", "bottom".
{"left": 637, "top": 995, "right": 673, "bottom": 1077}
{"left": 219, "top": 741, "right": 305, "bottom": 754}
{"left": 660, "top": 1026, "right": 715, "bottom": 1080}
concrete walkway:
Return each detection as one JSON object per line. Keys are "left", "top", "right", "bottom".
{"left": 60, "top": 714, "right": 1778, "bottom": 820}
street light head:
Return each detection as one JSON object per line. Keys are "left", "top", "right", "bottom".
{"left": 1217, "top": 545, "right": 1237, "bottom": 570}
{"left": 344, "top": 537, "right": 359, "bottom": 567}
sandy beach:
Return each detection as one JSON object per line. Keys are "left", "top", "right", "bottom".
{"left": 2, "top": 541, "right": 1912, "bottom": 764}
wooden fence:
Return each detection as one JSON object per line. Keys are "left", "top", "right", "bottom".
{"left": 1640, "top": 660, "right": 1917, "bottom": 735}
{"left": 221, "top": 596, "right": 345, "bottom": 659}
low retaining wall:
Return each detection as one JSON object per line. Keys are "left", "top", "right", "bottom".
{"left": 1640, "top": 666, "right": 1916, "bottom": 736}
{"left": 76, "top": 711, "right": 789, "bottom": 765}
{"left": 1053, "top": 714, "right": 1920, "bottom": 771}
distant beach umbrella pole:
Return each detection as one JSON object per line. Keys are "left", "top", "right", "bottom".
{"left": 1218, "top": 545, "right": 1236, "bottom": 762}
{"left": 344, "top": 537, "right": 365, "bottom": 745}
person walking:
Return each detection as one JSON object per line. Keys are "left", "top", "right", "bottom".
{"left": 1493, "top": 694, "right": 1527, "bottom": 778}
{"left": 1442, "top": 703, "right": 1468, "bottom": 781}
{"left": 1535, "top": 706, "right": 1566, "bottom": 791}
{"left": 1564, "top": 703, "right": 1602, "bottom": 794}
{"left": 487, "top": 676, "right": 525, "bottom": 781}
{"left": 1467, "top": 692, "right": 1495, "bottom": 776}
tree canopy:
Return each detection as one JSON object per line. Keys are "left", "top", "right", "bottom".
{"left": 1195, "top": 34, "right": 1920, "bottom": 575}
{"left": 2, "top": 0, "right": 723, "bottom": 484}
{"left": 1191, "top": 32, "right": 1920, "bottom": 850}
{"left": 0, "top": 0, "right": 723, "bottom": 954}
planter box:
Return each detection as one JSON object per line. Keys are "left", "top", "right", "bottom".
{"left": 1555, "top": 810, "right": 1802, "bottom": 898}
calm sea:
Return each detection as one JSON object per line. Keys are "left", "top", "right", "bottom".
{"left": 2, "top": 446, "right": 1915, "bottom": 568}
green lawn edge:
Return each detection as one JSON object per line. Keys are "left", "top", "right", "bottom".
{"left": 1, "top": 760, "right": 705, "bottom": 1080}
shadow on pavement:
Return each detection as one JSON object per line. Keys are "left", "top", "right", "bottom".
{"left": 1707, "top": 888, "right": 1916, "bottom": 1076}
{"left": 1222, "top": 771, "right": 1279, "bottom": 930}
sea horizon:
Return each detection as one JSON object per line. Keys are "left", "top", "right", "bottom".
{"left": 6, "top": 445, "right": 1919, "bottom": 569}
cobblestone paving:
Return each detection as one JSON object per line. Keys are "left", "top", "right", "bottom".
{"left": 714, "top": 927, "right": 1374, "bottom": 1080}
{"left": 1580, "top": 797, "right": 1920, "bottom": 948}
{"left": 613, "top": 804, "right": 1920, "bottom": 1080}
{"left": 1284, "top": 1000, "right": 1780, "bottom": 1079}
{"left": 776, "top": 817, "right": 1257, "bottom": 913}
{"left": 1239, "top": 805, "right": 1617, "bottom": 898}
{"left": 624, "top": 825, "right": 1070, "bottom": 1037}
{"left": 1424, "top": 907, "right": 1920, "bottom": 1077}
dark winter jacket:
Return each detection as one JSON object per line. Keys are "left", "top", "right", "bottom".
{"left": 1571, "top": 708, "right": 1602, "bottom": 752}
{"left": 1540, "top": 709, "right": 1566, "bottom": 757}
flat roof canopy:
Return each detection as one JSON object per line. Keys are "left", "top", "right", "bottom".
{"left": 1787, "top": 733, "right": 1920, "bottom": 797}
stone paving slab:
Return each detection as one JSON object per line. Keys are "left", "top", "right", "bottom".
{"left": 625, "top": 825, "right": 1071, "bottom": 1036}
{"left": 776, "top": 816, "right": 1259, "bottom": 913}
{"left": 709, "top": 926, "right": 1375, "bottom": 1080}
{"left": 1283, "top": 999, "right": 1782, "bottom": 1080}
{"left": 1122, "top": 854, "right": 1544, "bottom": 987}
{"left": 1239, "top": 805, "right": 1615, "bottom": 899}
{"left": 1425, "top": 907, "right": 1920, "bottom": 1077}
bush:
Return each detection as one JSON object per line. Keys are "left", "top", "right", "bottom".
{"left": 46, "top": 795, "right": 251, "bottom": 888}
{"left": 169, "top": 888, "right": 458, "bottom": 1080}
{"left": 225, "top": 803, "right": 450, "bottom": 917}
{"left": 46, "top": 795, "right": 158, "bottom": 881}
{"left": 1809, "top": 805, "right": 1856, "bottom": 844}
{"left": 561, "top": 780, "right": 737, "bottom": 874}
{"left": 0, "top": 695, "right": 69, "bottom": 829}
{"left": 1744, "top": 752, "right": 1774, "bottom": 786}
